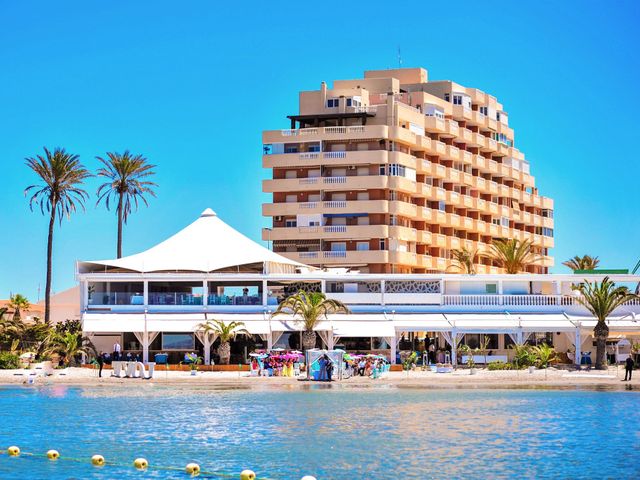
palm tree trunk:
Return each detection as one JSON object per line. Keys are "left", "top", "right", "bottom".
{"left": 218, "top": 341, "right": 231, "bottom": 365}
{"left": 117, "top": 193, "right": 124, "bottom": 258}
{"left": 44, "top": 206, "right": 56, "bottom": 325}
{"left": 302, "top": 330, "right": 316, "bottom": 350}
{"left": 594, "top": 320, "right": 609, "bottom": 370}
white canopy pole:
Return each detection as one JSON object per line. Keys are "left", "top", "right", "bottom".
{"left": 575, "top": 327, "right": 582, "bottom": 366}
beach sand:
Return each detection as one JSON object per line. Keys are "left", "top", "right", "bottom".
{"left": 1, "top": 366, "right": 638, "bottom": 389}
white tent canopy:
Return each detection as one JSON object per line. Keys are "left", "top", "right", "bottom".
{"left": 78, "top": 208, "right": 308, "bottom": 274}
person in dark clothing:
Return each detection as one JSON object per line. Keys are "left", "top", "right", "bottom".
{"left": 624, "top": 356, "right": 635, "bottom": 381}
{"left": 326, "top": 356, "right": 334, "bottom": 382}
{"left": 97, "top": 353, "right": 104, "bottom": 378}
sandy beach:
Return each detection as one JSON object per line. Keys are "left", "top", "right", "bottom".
{"left": 1, "top": 366, "right": 638, "bottom": 389}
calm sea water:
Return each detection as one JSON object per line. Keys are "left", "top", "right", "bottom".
{"left": 0, "top": 384, "right": 638, "bottom": 479}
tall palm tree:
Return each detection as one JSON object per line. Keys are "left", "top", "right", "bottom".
{"left": 8, "top": 294, "right": 30, "bottom": 321}
{"left": 96, "top": 151, "right": 157, "bottom": 258}
{"left": 25, "top": 147, "right": 91, "bottom": 324}
{"left": 197, "top": 319, "right": 249, "bottom": 365}
{"left": 489, "top": 238, "right": 540, "bottom": 274}
{"left": 562, "top": 255, "right": 600, "bottom": 272}
{"left": 572, "top": 277, "right": 638, "bottom": 370}
{"left": 448, "top": 248, "right": 479, "bottom": 274}
{"left": 273, "top": 291, "right": 350, "bottom": 350}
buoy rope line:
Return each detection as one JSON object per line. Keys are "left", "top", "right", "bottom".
{"left": 0, "top": 448, "right": 285, "bottom": 480}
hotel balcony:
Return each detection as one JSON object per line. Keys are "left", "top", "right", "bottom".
{"left": 263, "top": 149, "right": 417, "bottom": 169}
{"left": 264, "top": 199, "right": 419, "bottom": 218}
{"left": 424, "top": 116, "right": 447, "bottom": 134}
{"left": 265, "top": 224, "right": 418, "bottom": 242}
{"left": 263, "top": 174, "right": 417, "bottom": 194}
{"left": 263, "top": 125, "right": 389, "bottom": 144}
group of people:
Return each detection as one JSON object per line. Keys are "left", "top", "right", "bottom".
{"left": 345, "top": 355, "right": 388, "bottom": 379}
{"left": 251, "top": 352, "right": 302, "bottom": 377}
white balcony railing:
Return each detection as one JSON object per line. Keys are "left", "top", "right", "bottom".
{"left": 323, "top": 176, "right": 347, "bottom": 184}
{"left": 323, "top": 201, "right": 347, "bottom": 208}
{"left": 324, "top": 226, "right": 347, "bottom": 233}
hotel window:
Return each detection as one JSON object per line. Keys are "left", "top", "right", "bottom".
{"left": 452, "top": 94, "right": 464, "bottom": 105}
{"left": 444, "top": 93, "right": 450, "bottom": 102}
{"left": 437, "top": 201, "right": 446, "bottom": 212}
{"left": 500, "top": 217, "right": 510, "bottom": 227}
{"left": 542, "top": 227, "right": 554, "bottom": 237}
{"left": 308, "top": 143, "right": 321, "bottom": 152}
{"left": 162, "top": 333, "right": 195, "bottom": 351}
{"left": 327, "top": 98, "right": 339, "bottom": 108}
{"left": 356, "top": 241, "right": 370, "bottom": 251}
{"left": 485, "top": 283, "right": 497, "bottom": 294}
{"left": 331, "top": 242, "right": 346, "bottom": 252}
{"left": 541, "top": 209, "right": 554, "bottom": 219}
{"left": 285, "top": 219, "right": 297, "bottom": 228}
{"left": 379, "top": 239, "right": 386, "bottom": 250}
{"left": 479, "top": 106, "right": 488, "bottom": 115}
{"left": 284, "top": 145, "right": 298, "bottom": 153}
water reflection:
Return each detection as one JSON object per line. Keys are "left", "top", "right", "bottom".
{"left": 0, "top": 386, "right": 638, "bottom": 479}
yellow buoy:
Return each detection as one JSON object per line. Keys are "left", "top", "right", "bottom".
{"left": 7, "top": 446, "right": 20, "bottom": 457}
{"left": 46, "top": 449, "right": 60, "bottom": 460}
{"left": 240, "top": 470, "right": 256, "bottom": 480}
{"left": 186, "top": 462, "right": 201, "bottom": 475}
{"left": 91, "top": 454, "right": 105, "bottom": 466}
{"left": 134, "top": 457, "right": 149, "bottom": 470}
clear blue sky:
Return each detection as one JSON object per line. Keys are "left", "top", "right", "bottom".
{"left": 1, "top": 0, "right": 639, "bottom": 301}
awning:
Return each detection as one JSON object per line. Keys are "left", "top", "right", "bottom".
{"left": 331, "top": 321, "right": 395, "bottom": 338}
{"left": 83, "top": 313, "right": 145, "bottom": 333}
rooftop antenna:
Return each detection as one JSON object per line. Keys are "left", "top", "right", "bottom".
{"left": 397, "top": 46, "right": 402, "bottom": 68}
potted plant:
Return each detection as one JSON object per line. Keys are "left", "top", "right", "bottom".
{"left": 184, "top": 353, "right": 201, "bottom": 375}
{"left": 459, "top": 344, "right": 476, "bottom": 374}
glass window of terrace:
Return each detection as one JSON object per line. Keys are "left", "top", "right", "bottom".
{"left": 88, "top": 282, "right": 143, "bottom": 305}
{"left": 267, "top": 281, "right": 321, "bottom": 306}
{"left": 148, "top": 282, "right": 204, "bottom": 306}
{"left": 208, "top": 281, "right": 263, "bottom": 306}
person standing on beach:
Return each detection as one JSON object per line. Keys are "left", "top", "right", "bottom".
{"left": 624, "top": 356, "right": 635, "bottom": 381}
{"left": 113, "top": 341, "right": 121, "bottom": 361}
{"left": 326, "top": 356, "right": 334, "bottom": 382}
{"left": 97, "top": 352, "right": 104, "bottom": 378}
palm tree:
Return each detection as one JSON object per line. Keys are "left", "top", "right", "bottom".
{"left": 96, "top": 151, "right": 157, "bottom": 258}
{"left": 8, "top": 294, "right": 30, "bottom": 321}
{"left": 25, "top": 147, "right": 91, "bottom": 324}
{"left": 489, "top": 238, "right": 540, "bottom": 274}
{"left": 572, "top": 277, "right": 638, "bottom": 370}
{"left": 562, "top": 255, "right": 600, "bottom": 272}
{"left": 198, "top": 319, "right": 249, "bottom": 365}
{"left": 448, "top": 248, "right": 479, "bottom": 274}
{"left": 273, "top": 291, "right": 350, "bottom": 350}
{"left": 44, "top": 331, "right": 96, "bottom": 366}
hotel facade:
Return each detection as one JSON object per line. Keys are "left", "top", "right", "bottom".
{"left": 262, "top": 68, "right": 554, "bottom": 274}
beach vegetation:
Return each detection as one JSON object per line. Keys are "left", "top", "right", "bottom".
{"left": 487, "top": 361, "right": 514, "bottom": 371}
{"left": 572, "top": 277, "right": 638, "bottom": 369}
{"left": 0, "top": 352, "right": 20, "bottom": 369}
{"left": 459, "top": 344, "right": 476, "bottom": 368}
{"left": 43, "top": 331, "right": 96, "bottom": 367}
{"left": 96, "top": 151, "right": 157, "bottom": 258}
{"left": 563, "top": 255, "right": 600, "bottom": 272}
{"left": 532, "top": 343, "right": 557, "bottom": 368}
{"left": 489, "top": 239, "right": 540, "bottom": 274}
{"left": 8, "top": 294, "right": 30, "bottom": 321}
{"left": 25, "top": 147, "right": 92, "bottom": 324}
{"left": 272, "top": 291, "right": 350, "bottom": 351}
{"left": 198, "top": 319, "right": 250, "bottom": 365}
{"left": 509, "top": 343, "right": 536, "bottom": 368}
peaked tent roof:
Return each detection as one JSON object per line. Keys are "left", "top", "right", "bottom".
{"left": 79, "top": 208, "right": 309, "bottom": 274}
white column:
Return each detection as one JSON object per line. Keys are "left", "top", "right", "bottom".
{"left": 498, "top": 280, "right": 504, "bottom": 305}
{"left": 517, "top": 329, "right": 523, "bottom": 344}
{"left": 328, "top": 333, "right": 335, "bottom": 351}
{"left": 574, "top": 328, "right": 581, "bottom": 365}
{"left": 381, "top": 280, "right": 386, "bottom": 306}
{"left": 202, "top": 280, "right": 208, "bottom": 306}
{"left": 390, "top": 333, "right": 397, "bottom": 364}
{"left": 267, "top": 332, "right": 274, "bottom": 351}
{"left": 143, "top": 281, "right": 149, "bottom": 307}
{"left": 203, "top": 335, "right": 212, "bottom": 365}
{"left": 142, "top": 332, "right": 149, "bottom": 364}
{"left": 262, "top": 280, "right": 268, "bottom": 306}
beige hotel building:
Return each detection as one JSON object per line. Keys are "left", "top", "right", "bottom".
{"left": 262, "top": 67, "right": 554, "bottom": 274}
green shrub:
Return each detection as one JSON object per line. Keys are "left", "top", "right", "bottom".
{"left": 487, "top": 361, "right": 514, "bottom": 371}
{"left": 0, "top": 352, "right": 20, "bottom": 369}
